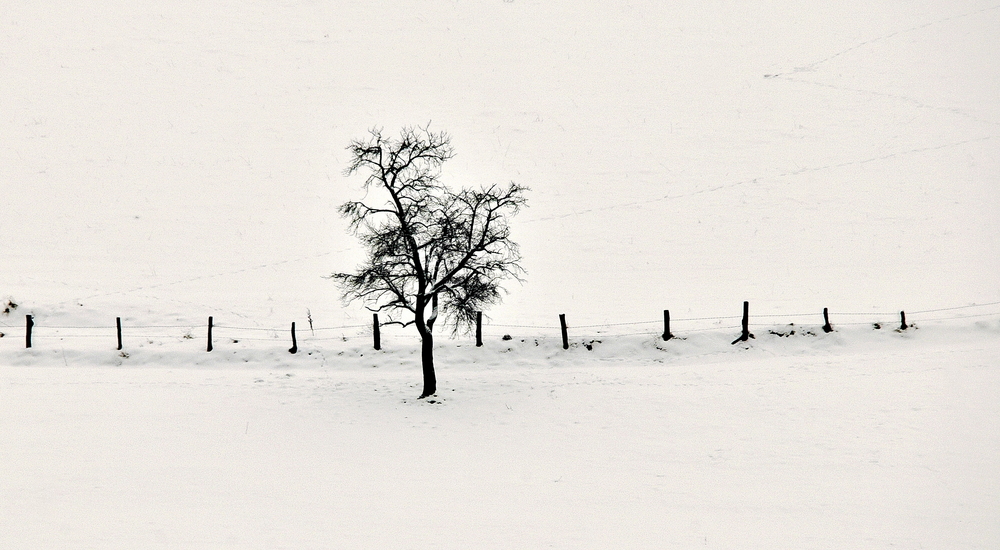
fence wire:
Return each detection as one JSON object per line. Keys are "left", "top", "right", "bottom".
{"left": 2, "top": 301, "right": 998, "bottom": 350}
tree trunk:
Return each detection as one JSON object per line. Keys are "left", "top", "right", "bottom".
{"left": 419, "top": 332, "right": 437, "bottom": 398}
{"left": 415, "top": 292, "right": 438, "bottom": 399}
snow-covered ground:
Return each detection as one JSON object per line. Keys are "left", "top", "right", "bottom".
{"left": 2, "top": 0, "right": 999, "bottom": 547}
{"left": 2, "top": 322, "right": 999, "bottom": 549}
{"left": 2, "top": 0, "right": 998, "bottom": 326}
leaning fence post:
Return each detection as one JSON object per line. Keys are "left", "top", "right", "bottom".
{"left": 822, "top": 308, "right": 833, "bottom": 333}
{"left": 116, "top": 317, "right": 123, "bottom": 350}
{"left": 207, "top": 316, "right": 214, "bottom": 352}
{"left": 25, "top": 315, "right": 33, "bottom": 348}
{"left": 662, "top": 310, "right": 674, "bottom": 341}
{"left": 559, "top": 314, "right": 569, "bottom": 350}
{"left": 731, "top": 301, "right": 754, "bottom": 345}
{"left": 289, "top": 322, "right": 298, "bottom": 354}
{"left": 475, "top": 311, "right": 483, "bottom": 347}
{"left": 373, "top": 313, "right": 381, "bottom": 350}
{"left": 899, "top": 311, "right": 907, "bottom": 331}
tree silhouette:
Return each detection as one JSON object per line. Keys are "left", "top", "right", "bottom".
{"left": 333, "top": 126, "right": 527, "bottom": 398}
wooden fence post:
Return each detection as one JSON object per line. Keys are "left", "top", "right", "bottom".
{"left": 822, "top": 308, "right": 833, "bottom": 333}
{"left": 207, "top": 316, "right": 214, "bottom": 352}
{"left": 662, "top": 310, "right": 674, "bottom": 341}
{"left": 289, "top": 322, "right": 298, "bottom": 354}
{"left": 899, "top": 311, "right": 907, "bottom": 330}
{"left": 731, "top": 301, "right": 754, "bottom": 345}
{"left": 559, "top": 314, "right": 569, "bottom": 350}
{"left": 373, "top": 313, "right": 381, "bottom": 350}
{"left": 25, "top": 315, "right": 33, "bottom": 348}
{"left": 475, "top": 311, "right": 483, "bottom": 347}
{"left": 116, "top": 317, "right": 123, "bottom": 350}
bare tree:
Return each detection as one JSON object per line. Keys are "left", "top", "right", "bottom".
{"left": 332, "top": 126, "right": 527, "bottom": 398}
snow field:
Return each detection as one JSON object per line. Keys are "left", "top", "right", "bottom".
{"left": 2, "top": 0, "right": 999, "bottom": 547}
{"left": 2, "top": 0, "right": 998, "bottom": 328}
{"left": 2, "top": 322, "right": 999, "bottom": 549}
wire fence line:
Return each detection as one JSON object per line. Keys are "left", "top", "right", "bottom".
{"left": 2, "top": 301, "right": 998, "bottom": 351}
{"left": 3, "top": 301, "right": 999, "bottom": 335}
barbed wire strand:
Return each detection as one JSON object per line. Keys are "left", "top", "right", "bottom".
{"left": 913, "top": 311, "right": 1000, "bottom": 322}
{"left": 3, "top": 305, "right": 998, "bottom": 346}
{"left": 909, "top": 301, "right": 1000, "bottom": 314}
{"left": 13, "top": 310, "right": 1000, "bottom": 336}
